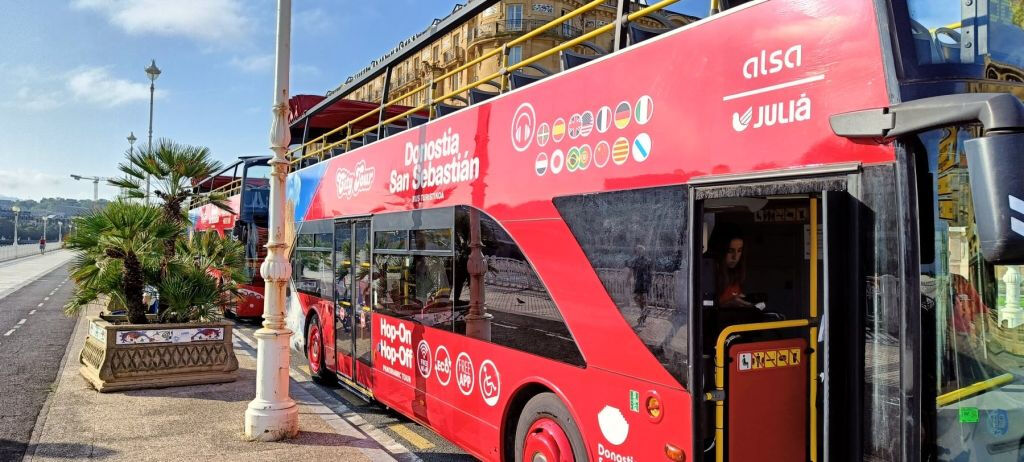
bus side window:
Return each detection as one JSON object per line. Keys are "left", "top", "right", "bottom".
{"left": 453, "top": 206, "right": 586, "bottom": 367}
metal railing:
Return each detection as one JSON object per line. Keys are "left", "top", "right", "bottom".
{"left": 190, "top": 178, "right": 242, "bottom": 209}
{"left": 289, "top": 0, "right": 681, "bottom": 167}
{"left": 470, "top": 19, "right": 584, "bottom": 43}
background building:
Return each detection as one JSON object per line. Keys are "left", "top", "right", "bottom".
{"left": 338, "top": 1, "right": 696, "bottom": 107}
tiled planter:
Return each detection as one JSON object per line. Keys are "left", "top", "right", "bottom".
{"left": 79, "top": 316, "right": 238, "bottom": 392}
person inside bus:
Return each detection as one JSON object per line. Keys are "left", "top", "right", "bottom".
{"left": 629, "top": 244, "right": 654, "bottom": 329}
{"left": 716, "top": 234, "right": 752, "bottom": 309}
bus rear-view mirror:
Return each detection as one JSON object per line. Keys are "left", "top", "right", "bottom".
{"left": 966, "top": 131, "right": 1024, "bottom": 264}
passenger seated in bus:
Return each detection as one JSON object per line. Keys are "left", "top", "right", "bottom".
{"left": 715, "top": 233, "right": 752, "bottom": 308}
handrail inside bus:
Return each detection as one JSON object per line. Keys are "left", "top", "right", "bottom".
{"left": 936, "top": 373, "right": 1015, "bottom": 407}
{"left": 711, "top": 318, "right": 812, "bottom": 462}
{"left": 288, "top": 0, "right": 683, "bottom": 167}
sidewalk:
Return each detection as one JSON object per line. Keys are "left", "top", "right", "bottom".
{"left": 0, "top": 250, "right": 74, "bottom": 300}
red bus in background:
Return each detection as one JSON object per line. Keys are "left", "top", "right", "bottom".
{"left": 285, "top": 0, "right": 1024, "bottom": 461}
{"left": 190, "top": 156, "right": 272, "bottom": 320}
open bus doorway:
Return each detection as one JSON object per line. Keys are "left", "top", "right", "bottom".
{"left": 692, "top": 187, "right": 835, "bottom": 462}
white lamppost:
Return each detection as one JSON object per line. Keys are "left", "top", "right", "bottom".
{"left": 58, "top": 221, "right": 63, "bottom": 244}
{"left": 145, "top": 60, "right": 161, "bottom": 204}
{"left": 43, "top": 214, "right": 55, "bottom": 250}
{"left": 244, "top": 0, "right": 297, "bottom": 441}
{"left": 11, "top": 205, "right": 20, "bottom": 258}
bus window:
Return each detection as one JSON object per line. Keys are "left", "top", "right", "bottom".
{"left": 453, "top": 206, "right": 585, "bottom": 367}
{"left": 554, "top": 186, "right": 687, "bottom": 387}
{"left": 372, "top": 254, "right": 454, "bottom": 328}
{"left": 905, "top": 0, "right": 1024, "bottom": 78}
{"left": 920, "top": 126, "right": 1024, "bottom": 460}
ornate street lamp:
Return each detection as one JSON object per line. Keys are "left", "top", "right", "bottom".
{"left": 145, "top": 60, "right": 161, "bottom": 204}
{"left": 127, "top": 131, "right": 137, "bottom": 155}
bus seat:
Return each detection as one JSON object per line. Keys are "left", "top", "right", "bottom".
{"left": 469, "top": 80, "right": 500, "bottom": 105}
{"left": 509, "top": 63, "right": 553, "bottom": 90}
{"left": 434, "top": 95, "right": 468, "bottom": 118}
{"left": 628, "top": 22, "right": 668, "bottom": 45}
{"left": 362, "top": 133, "right": 378, "bottom": 145}
{"left": 910, "top": 19, "right": 938, "bottom": 64}
{"left": 935, "top": 27, "right": 962, "bottom": 64}
{"left": 407, "top": 114, "right": 429, "bottom": 127}
{"left": 347, "top": 139, "right": 363, "bottom": 151}
{"left": 383, "top": 124, "right": 406, "bottom": 137}
{"left": 560, "top": 41, "right": 607, "bottom": 71}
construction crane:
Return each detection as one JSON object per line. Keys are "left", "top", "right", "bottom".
{"left": 70, "top": 174, "right": 116, "bottom": 202}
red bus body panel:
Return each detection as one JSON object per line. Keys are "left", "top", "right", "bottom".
{"left": 191, "top": 195, "right": 240, "bottom": 236}
{"left": 289, "top": 1, "right": 894, "bottom": 460}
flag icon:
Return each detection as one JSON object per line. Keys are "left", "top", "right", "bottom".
{"left": 535, "top": 152, "right": 548, "bottom": 176}
{"left": 612, "top": 137, "right": 630, "bottom": 165}
{"left": 567, "top": 147, "right": 580, "bottom": 172}
{"left": 596, "top": 106, "right": 612, "bottom": 133}
{"left": 537, "top": 123, "right": 550, "bottom": 147}
{"left": 635, "top": 95, "right": 653, "bottom": 125}
{"left": 614, "top": 101, "right": 631, "bottom": 129}
{"left": 578, "top": 144, "right": 592, "bottom": 170}
{"left": 580, "top": 111, "right": 594, "bottom": 137}
{"left": 632, "top": 133, "right": 651, "bottom": 162}
{"left": 550, "top": 149, "right": 564, "bottom": 174}
{"left": 552, "top": 118, "right": 566, "bottom": 142}
{"left": 568, "top": 114, "right": 582, "bottom": 139}
{"left": 594, "top": 141, "right": 611, "bottom": 168}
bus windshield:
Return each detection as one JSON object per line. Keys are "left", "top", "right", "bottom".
{"left": 906, "top": 0, "right": 1024, "bottom": 79}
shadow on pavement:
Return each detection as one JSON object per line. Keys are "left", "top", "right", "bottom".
{"left": 1, "top": 439, "right": 118, "bottom": 460}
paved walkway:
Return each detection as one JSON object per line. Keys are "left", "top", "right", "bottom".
{"left": 0, "top": 250, "right": 74, "bottom": 300}
{"left": 22, "top": 301, "right": 403, "bottom": 462}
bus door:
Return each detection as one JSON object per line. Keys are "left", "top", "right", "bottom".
{"left": 690, "top": 173, "right": 851, "bottom": 462}
{"left": 334, "top": 218, "right": 373, "bottom": 394}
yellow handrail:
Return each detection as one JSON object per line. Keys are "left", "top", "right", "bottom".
{"left": 289, "top": 0, "right": 681, "bottom": 167}
{"left": 937, "top": 373, "right": 1015, "bottom": 406}
{"left": 713, "top": 319, "right": 812, "bottom": 462}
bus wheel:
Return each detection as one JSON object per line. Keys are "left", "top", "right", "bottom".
{"left": 515, "top": 393, "right": 588, "bottom": 462}
{"left": 306, "top": 315, "right": 335, "bottom": 384}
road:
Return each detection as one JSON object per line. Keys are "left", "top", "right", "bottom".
{"left": 232, "top": 319, "right": 476, "bottom": 462}
{"left": 0, "top": 259, "right": 474, "bottom": 462}
{"left": 0, "top": 263, "right": 76, "bottom": 461}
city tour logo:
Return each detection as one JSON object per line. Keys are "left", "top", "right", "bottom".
{"left": 336, "top": 160, "right": 375, "bottom": 199}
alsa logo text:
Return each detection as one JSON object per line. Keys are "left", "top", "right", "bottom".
{"left": 336, "top": 160, "right": 375, "bottom": 199}
{"left": 743, "top": 45, "right": 802, "bottom": 79}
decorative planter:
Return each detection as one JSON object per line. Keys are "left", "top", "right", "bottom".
{"left": 79, "top": 316, "right": 238, "bottom": 392}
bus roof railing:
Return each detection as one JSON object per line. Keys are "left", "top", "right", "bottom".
{"left": 190, "top": 156, "right": 272, "bottom": 210}
{"left": 289, "top": 0, "right": 684, "bottom": 167}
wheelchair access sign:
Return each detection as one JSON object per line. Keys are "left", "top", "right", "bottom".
{"left": 738, "top": 348, "right": 801, "bottom": 371}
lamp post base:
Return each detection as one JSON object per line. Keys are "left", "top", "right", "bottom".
{"left": 464, "top": 313, "right": 493, "bottom": 342}
{"left": 243, "top": 398, "right": 298, "bottom": 441}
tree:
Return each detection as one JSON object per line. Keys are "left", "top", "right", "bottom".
{"left": 63, "top": 201, "right": 179, "bottom": 324}
{"left": 109, "top": 138, "right": 229, "bottom": 273}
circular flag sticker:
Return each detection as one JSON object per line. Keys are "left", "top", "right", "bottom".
{"left": 552, "top": 118, "right": 566, "bottom": 143}
{"left": 596, "top": 106, "right": 612, "bottom": 133}
{"left": 594, "top": 141, "right": 611, "bottom": 168}
{"left": 568, "top": 114, "right": 582, "bottom": 140}
{"left": 550, "top": 149, "right": 565, "bottom": 174}
{"left": 580, "top": 111, "right": 594, "bottom": 137}
{"left": 612, "top": 137, "right": 630, "bottom": 165}
{"left": 536, "top": 123, "right": 550, "bottom": 147}
{"left": 535, "top": 152, "right": 548, "bottom": 176}
{"left": 614, "top": 101, "right": 631, "bottom": 129}
{"left": 578, "top": 144, "right": 592, "bottom": 170}
{"left": 566, "top": 147, "right": 580, "bottom": 172}
{"left": 511, "top": 103, "right": 536, "bottom": 152}
{"left": 635, "top": 95, "right": 654, "bottom": 125}
{"left": 632, "top": 133, "right": 652, "bottom": 163}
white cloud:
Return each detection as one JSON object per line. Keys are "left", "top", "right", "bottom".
{"left": 7, "top": 87, "right": 64, "bottom": 112}
{"left": 230, "top": 54, "right": 274, "bottom": 73}
{"left": 72, "top": 0, "right": 253, "bottom": 44}
{"left": 295, "top": 8, "right": 331, "bottom": 34}
{"left": 0, "top": 168, "right": 117, "bottom": 201}
{"left": 66, "top": 67, "right": 166, "bottom": 107}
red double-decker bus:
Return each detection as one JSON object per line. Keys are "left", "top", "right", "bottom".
{"left": 285, "top": 0, "right": 1024, "bottom": 461}
{"left": 190, "top": 156, "right": 272, "bottom": 320}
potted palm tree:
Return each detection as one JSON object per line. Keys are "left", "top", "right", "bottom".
{"left": 67, "top": 140, "right": 244, "bottom": 393}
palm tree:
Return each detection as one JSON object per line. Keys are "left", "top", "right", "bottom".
{"left": 109, "top": 139, "right": 229, "bottom": 271}
{"left": 64, "top": 201, "right": 180, "bottom": 324}
{"left": 176, "top": 230, "right": 248, "bottom": 307}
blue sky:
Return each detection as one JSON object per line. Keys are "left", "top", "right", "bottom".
{"left": 0, "top": 0, "right": 706, "bottom": 201}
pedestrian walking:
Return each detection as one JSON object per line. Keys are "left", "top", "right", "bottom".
{"left": 39, "top": 237, "right": 46, "bottom": 254}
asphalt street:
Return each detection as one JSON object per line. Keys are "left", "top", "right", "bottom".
{"left": 0, "top": 264, "right": 76, "bottom": 461}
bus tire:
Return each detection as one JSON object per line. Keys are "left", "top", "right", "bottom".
{"left": 306, "top": 314, "right": 335, "bottom": 385}
{"left": 514, "top": 392, "right": 588, "bottom": 462}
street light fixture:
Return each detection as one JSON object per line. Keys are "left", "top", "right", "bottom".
{"left": 11, "top": 205, "right": 20, "bottom": 258}
{"left": 127, "top": 131, "right": 137, "bottom": 155}
{"left": 145, "top": 59, "right": 161, "bottom": 204}
{"left": 43, "top": 214, "right": 55, "bottom": 247}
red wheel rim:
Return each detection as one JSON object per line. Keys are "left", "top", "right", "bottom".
{"left": 522, "top": 417, "right": 574, "bottom": 462}
{"left": 308, "top": 323, "right": 321, "bottom": 374}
